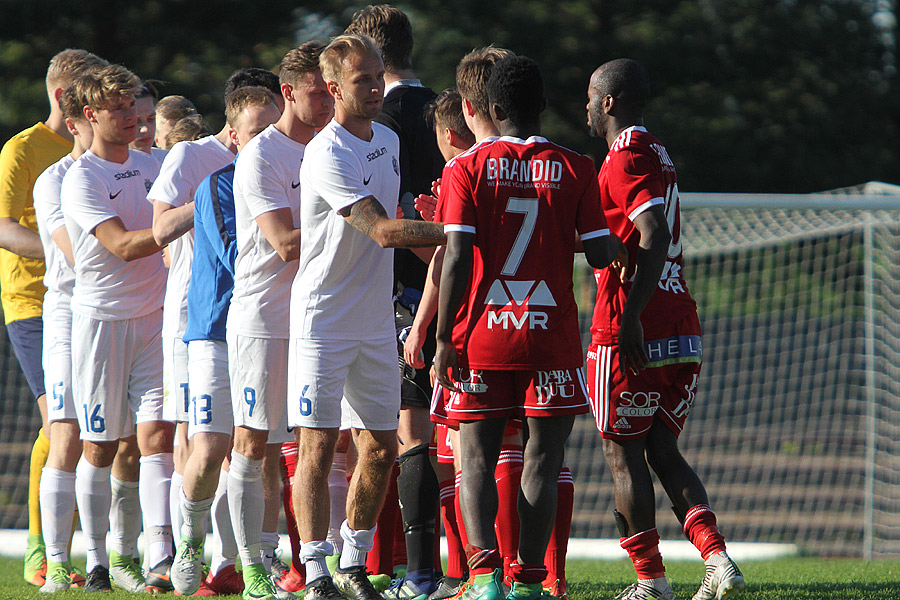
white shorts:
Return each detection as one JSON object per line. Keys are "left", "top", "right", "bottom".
{"left": 162, "top": 335, "right": 190, "bottom": 422}
{"left": 227, "top": 333, "right": 291, "bottom": 444}
{"left": 187, "top": 340, "right": 234, "bottom": 438}
{"left": 71, "top": 310, "right": 165, "bottom": 442}
{"left": 288, "top": 337, "right": 401, "bottom": 431}
{"left": 43, "top": 298, "right": 76, "bottom": 422}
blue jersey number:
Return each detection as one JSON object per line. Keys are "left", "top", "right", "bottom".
{"left": 244, "top": 387, "right": 256, "bottom": 417}
{"left": 193, "top": 394, "right": 212, "bottom": 425}
{"left": 82, "top": 404, "right": 105, "bottom": 433}
{"left": 52, "top": 381, "right": 65, "bottom": 411}
{"left": 299, "top": 385, "right": 312, "bottom": 416}
{"left": 181, "top": 382, "right": 190, "bottom": 414}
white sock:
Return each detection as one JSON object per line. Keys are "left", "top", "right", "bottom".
{"left": 261, "top": 531, "right": 279, "bottom": 571}
{"left": 338, "top": 520, "right": 376, "bottom": 570}
{"left": 170, "top": 470, "right": 185, "bottom": 547}
{"left": 328, "top": 453, "right": 349, "bottom": 553}
{"left": 300, "top": 539, "right": 334, "bottom": 585}
{"left": 40, "top": 467, "right": 76, "bottom": 564}
{"left": 210, "top": 468, "right": 237, "bottom": 576}
{"left": 181, "top": 487, "right": 214, "bottom": 543}
{"left": 227, "top": 452, "right": 264, "bottom": 567}
{"left": 140, "top": 453, "right": 174, "bottom": 568}
{"left": 109, "top": 476, "right": 140, "bottom": 556}
{"left": 75, "top": 458, "right": 112, "bottom": 572}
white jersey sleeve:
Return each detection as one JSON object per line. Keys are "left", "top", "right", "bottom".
{"left": 303, "top": 138, "right": 370, "bottom": 214}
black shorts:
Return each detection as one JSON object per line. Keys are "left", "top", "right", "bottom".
{"left": 6, "top": 316, "right": 45, "bottom": 399}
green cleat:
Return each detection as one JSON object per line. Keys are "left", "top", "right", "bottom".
{"left": 24, "top": 533, "right": 47, "bottom": 586}
{"left": 505, "top": 582, "right": 543, "bottom": 600}
{"left": 461, "top": 570, "right": 504, "bottom": 600}
{"left": 109, "top": 549, "right": 145, "bottom": 593}
{"left": 242, "top": 562, "right": 278, "bottom": 600}
{"left": 39, "top": 561, "right": 70, "bottom": 594}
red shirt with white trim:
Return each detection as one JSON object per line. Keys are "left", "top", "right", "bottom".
{"left": 591, "top": 126, "right": 697, "bottom": 346}
{"left": 442, "top": 135, "right": 609, "bottom": 370}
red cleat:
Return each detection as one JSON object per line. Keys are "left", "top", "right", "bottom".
{"left": 205, "top": 564, "right": 244, "bottom": 595}
{"left": 176, "top": 578, "right": 218, "bottom": 596}
{"left": 275, "top": 565, "right": 306, "bottom": 594}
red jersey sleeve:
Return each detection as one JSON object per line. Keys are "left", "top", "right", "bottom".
{"left": 574, "top": 163, "right": 609, "bottom": 241}
{"left": 607, "top": 148, "right": 666, "bottom": 221}
{"left": 441, "top": 157, "right": 476, "bottom": 234}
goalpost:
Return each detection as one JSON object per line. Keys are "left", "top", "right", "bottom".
{"left": 568, "top": 191, "right": 900, "bottom": 559}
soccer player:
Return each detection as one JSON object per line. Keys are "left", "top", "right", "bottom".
{"left": 585, "top": 58, "right": 745, "bottom": 600}
{"left": 0, "top": 49, "right": 107, "bottom": 586}
{"left": 155, "top": 95, "right": 199, "bottom": 150}
{"left": 433, "top": 55, "right": 615, "bottom": 600}
{"left": 60, "top": 64, "right": 168, "bottom": 593}
{"left": 130, "top": 82, "right": 167, "bottom": 164}
{"left": 345, "top": 6, "right": 445, "bottom": 596}
{"left": 289, "top": 33, "right": 444, "bottom": 600}
{"left": 224, "top": 67, "right": 285, "bottom": 113}
{"left": 165, "top": 114, "right": 215, "bottom": 148}
{"left": 170, "top": 85, "right": 281, "bottom": 597}
{"left": 227, "top": 41, "right": 334, "bottom": 600}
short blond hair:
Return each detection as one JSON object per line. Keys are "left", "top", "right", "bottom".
{"left": 165, "top": 115, "right": 213, "bottom": 148}
{"left": 320, "top": 34, "right": 381, "bottom": 85}
{"left": 279, "top": 41, "right": 326, "bottom": 87}
{"left": 155, "top": 95, "right": 198, "bottom": 123}
{"left": 72, "top": 64, "right": 141, "bottom": 111}
{"left": 225, "top": 86, "right": 278, "bottom": 127}
{"left": 46, "top": 49, "right": 108, "bottom": 90}
{"left": 456, "top": 46, "right": 514, "bottom": 120}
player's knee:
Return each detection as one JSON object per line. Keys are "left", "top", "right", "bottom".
{"left": 602, "top": 437, "right": 643, "bottom": 475}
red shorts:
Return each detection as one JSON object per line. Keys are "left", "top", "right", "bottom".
{"left": 434, "top": 422, "right": 455, "bottom": 464}
{"left": 587, "top": 315, "right": 702, "bottom": 441}
{"left": 430, "top": 384, "right": 456, "bottom": 426}
{"left": 444, "top": 367, "right": 590, "bottom": 422}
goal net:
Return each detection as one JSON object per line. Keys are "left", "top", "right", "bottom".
{"left": 567, "top": 189, "right": 900, "bottom": 558}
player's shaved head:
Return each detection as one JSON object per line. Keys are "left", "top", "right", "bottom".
{"left": 279, "top": 41, "right": 327, "bottom": 87}
{"left": 487, "top": 55, "right": 544, "bottom": 127}
{"left": 590, "top": 58, "right": 650, "bottom": 116}
{"left": 320, "top": 34, "right": 382, "bottom": 85}
{"left": 455, "top": 46, "right": 515, "bottom": 121}
{"left": 345, "top": 4, "right": 413, "bottom": 73}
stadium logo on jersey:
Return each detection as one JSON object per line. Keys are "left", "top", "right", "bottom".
{"left": 534, "top": 370, "right": 577, "bottom": 405}
{"left": 486, "top": 158, "right": 563, "bottom": 187}
{"left": 392, "top": 155, "right": 399, "bottom": 175}
{"left": 617, "top": 391, "right": 660, "bottom": 417}
{"left": 458, "top": 370, "right": 487, "bottom": 393}
{"left": 144, "top": 179, "right": 153, "bottom": 193}
{"left": 366, "top": 147, "right": 387, "bottom": 161}
{"left": 114, "top": 169, "right": 141, "bottom": 180}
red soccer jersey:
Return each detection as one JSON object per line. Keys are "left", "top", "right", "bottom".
{"left": 590, "top": 126, "right": 697, "bottom": 346}
{"left": 442, "top": 135, "right": 609, "bottom": 370}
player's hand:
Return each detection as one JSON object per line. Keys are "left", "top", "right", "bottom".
{"left": 608, "top": 233, "right": 629, "bottom": 283}
{"left": 434, "top": 339, "right": 461, "bottom": 392}
{"left": 403, "top": 325, "right": 427, "bottom": 369}
{"left": 618, "top": 314, "right": 648, "bottom": 376}
{"left": 429, "top": 364, "right": 437, "bottom": 388}
{"left": 415, "top": 194, "right": 438, "bottom": 222}
{"left": 396, "top": 204, "right": 405, "bottom": 219}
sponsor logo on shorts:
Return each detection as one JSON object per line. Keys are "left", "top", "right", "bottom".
{"left": 459, "top": 370, "right": 487, "bottom": 393}
{"left": 613, "top": 417, "right": 631, "bottom": 429}
{"left": 644, "top": 335, "right": 702, "bottom": 366}
{"left": 616, "top": 390, "right": 660, "bottom": 417}
{"left": 534, "top": 369, "right": 576, "bottom": 405}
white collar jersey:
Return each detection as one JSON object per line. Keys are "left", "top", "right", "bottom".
{"left": 147, "top": 135, "right": 234, "bottom": 337}
{"left": 61, "top": 149, "right": 165, "bottom": 321}
{"left": 291, "top": 119, "right": 401, "bottom": 340}
{"left": 150, "top": 146, "right": 168, "bottom": 164}
{"left": 227, "top": 124, "right": 305, "bottom": 339}
{"left": 33, "top": 154, "right": 76, "bottom": 303}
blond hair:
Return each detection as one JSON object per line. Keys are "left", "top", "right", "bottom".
{"left": 155, "top": 95, "right": 198, "bottom": 123}
{"left": 279, "top": 41, "right": 326, "bottom": 87}
{"left": 165, "top": 115, "right": 213, "bottom": 148}
{"left": 320, "top": 34, "right": 381, "bottom": 85}
{"left": 456, "top": 46, "right": 515, "bottom": 120}
{"left": 72, "top": 64, "right": 141, "bottom": 111}
{"left": 46, "top": 49, "right": 108, "bottom": 90}
{"left": 225, "top": 86, "right": 278, "bottom": 127}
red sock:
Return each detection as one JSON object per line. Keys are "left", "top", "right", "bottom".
{"left": 280, "top": 443, "right": 304, "bottom": 573}
{"left": 509, "top": 561, "right": 547, "bottom": 585}
{"left": 620, "top": 529, "right": 665, "bottom": 580}
{"left": 454, "top": 471, "right": 469, "bottom": 549}
{"left": 683, "top": 504, "right": 726, "bottom": 560}
{"left": 465, "top": 545, "right": 501, "bottom": 577}
{"left": 367, "top": 462, "right": 400, "bottom": 576}
{"left": 543, "top": 467, "right": 573, "bottom": 588}
{"left": 440, "top": 477, "right": 465, "bottom": 579}
{"left": 494, "top": 445, "right": 522, "bottom": 579}
{"left": 392, "top": 496, "right": 407, "bottom": 573}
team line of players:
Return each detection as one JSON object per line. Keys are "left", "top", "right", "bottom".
{"left": 24, "top": 16, "right": 745, "bottom": 600}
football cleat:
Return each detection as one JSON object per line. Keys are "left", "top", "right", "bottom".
{"left": 146, "top": 556, "right": 175, "bottom": 593}
{"left": 614, "top": 578, "right": 675, "bottom": 600}
{"left": 333, "top": 565, "right": 386, "bottom": 600}
{"left": 428, "top": 578, "right": 464, "bottom": 600}
{"left": 24, "top": 533, "right": 47, "bottom": 586}
{"left": 241, "top": 563, "right": 277, "bottom": 600}
{"left": 368, "top": 572, "right": 393, "bottom": 593}
{"left": 384, "top": 577, "right": 431, "bottom": 600}
{"left": 39, "top": 561, "right": 71, "bottom": 594}
{"left": 206, "top": 563, "right": 245, "bottom": 595}
{"left": 505, "top": 581, "right": 543, "bottom": 600}
{"left": 275, "top": 564, "right": 306, "bottom": 594}
{"left": 692, "top": 552, "right": 744, "bottom": 600}
{"left": 68, "top": 565, "right": 86, "bottom": 589}
{"left": 305, "top": 576, "right": 345, "bottom": 600}
{"left": 172, "top": 538, "right": 205, "bottom": 596}
{"left": 461, "top": 570, "right": 504, "bottom": 600}
{"left": 542, "top": 579, "right": 567, "bottom": 600}
{"left": 84, "top": 565, "right": 113, "bottom": 593}
{"left": 109, "top": 549, "right": 146, "bottom": 593}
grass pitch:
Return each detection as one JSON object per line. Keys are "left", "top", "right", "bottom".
{"left": 0, "top": 557, "right": 898, "bottom": 599}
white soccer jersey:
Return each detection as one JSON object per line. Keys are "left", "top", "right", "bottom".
{"left": 147, "top": 135, "right": 233, "bottom": 338}
{"left": 61, "top": 149, "right": 165, "bottom": 321}
{"left": 150, "top": 146, "right": 168, "bottom": 164}
{"left": 228, "top": 125, "right": 304, "bottom": 339}
{"left": 34, "top": 154, "right": 76, "bottom": 304}
{"left": 291, "top": 120, "right": 400, "bottom": 340}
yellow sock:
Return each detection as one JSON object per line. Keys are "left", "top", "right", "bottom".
{"left": 28, "top": 428, "right": 49, "bottom": 537}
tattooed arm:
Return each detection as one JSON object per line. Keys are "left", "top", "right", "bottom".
{"left": 339, "top": 195, "right": 446, "bottom": 248}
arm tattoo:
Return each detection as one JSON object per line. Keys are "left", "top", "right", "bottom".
{"left": 341, "top": 195, "right": 446, "bottom": 247}
{"left": 342, "top": 196, "right": 387, "bottom": 237}
{"left": 397, "top": 219, "right": 446, "bottom": 247}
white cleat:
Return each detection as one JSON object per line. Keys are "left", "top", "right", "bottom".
{"left": 615, "top": 578, "right": 675, "bottom": 600}
{"left": 692, "top": 552, "right": 745, "bottom": 600}
{"left": 171, "top": 539, "right": 205, "bottom": 596}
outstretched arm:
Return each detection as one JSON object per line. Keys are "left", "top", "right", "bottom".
{"left": 93, "top": 217, "right": 163, "bottom": 262}
{"left": 339, "top": 195, "right": 445, "bottom": 248}
{"left": 152, "top": 200, "right": 194, "bottom": 246}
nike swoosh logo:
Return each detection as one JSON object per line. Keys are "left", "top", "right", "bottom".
{"left": 110, "top": 190, "right": 122, "bottom": 199}
{"left": 291, "top": 181, "right": 300, "bottom": 189}
{"left": 363, "top": 174, "right": 372, "bottom": 185}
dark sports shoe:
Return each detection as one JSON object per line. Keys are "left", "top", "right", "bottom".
{"left": 429, "top": 578, "right": 464, "bottom": 600}
{"left": 146, "top": 556, "right": 175, "bottom": 593}
{"left": 306, "top": 576, "right": 346, "bottom": 600}
{"left": 333, "top": 565, "right": 385, "bottom": 600}
{"left": 84, "top": 565, "right": 113, "bottom": 593}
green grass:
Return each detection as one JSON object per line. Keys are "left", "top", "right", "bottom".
{"left": 0, "top": 557, "right": 899, "bottom": 600}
